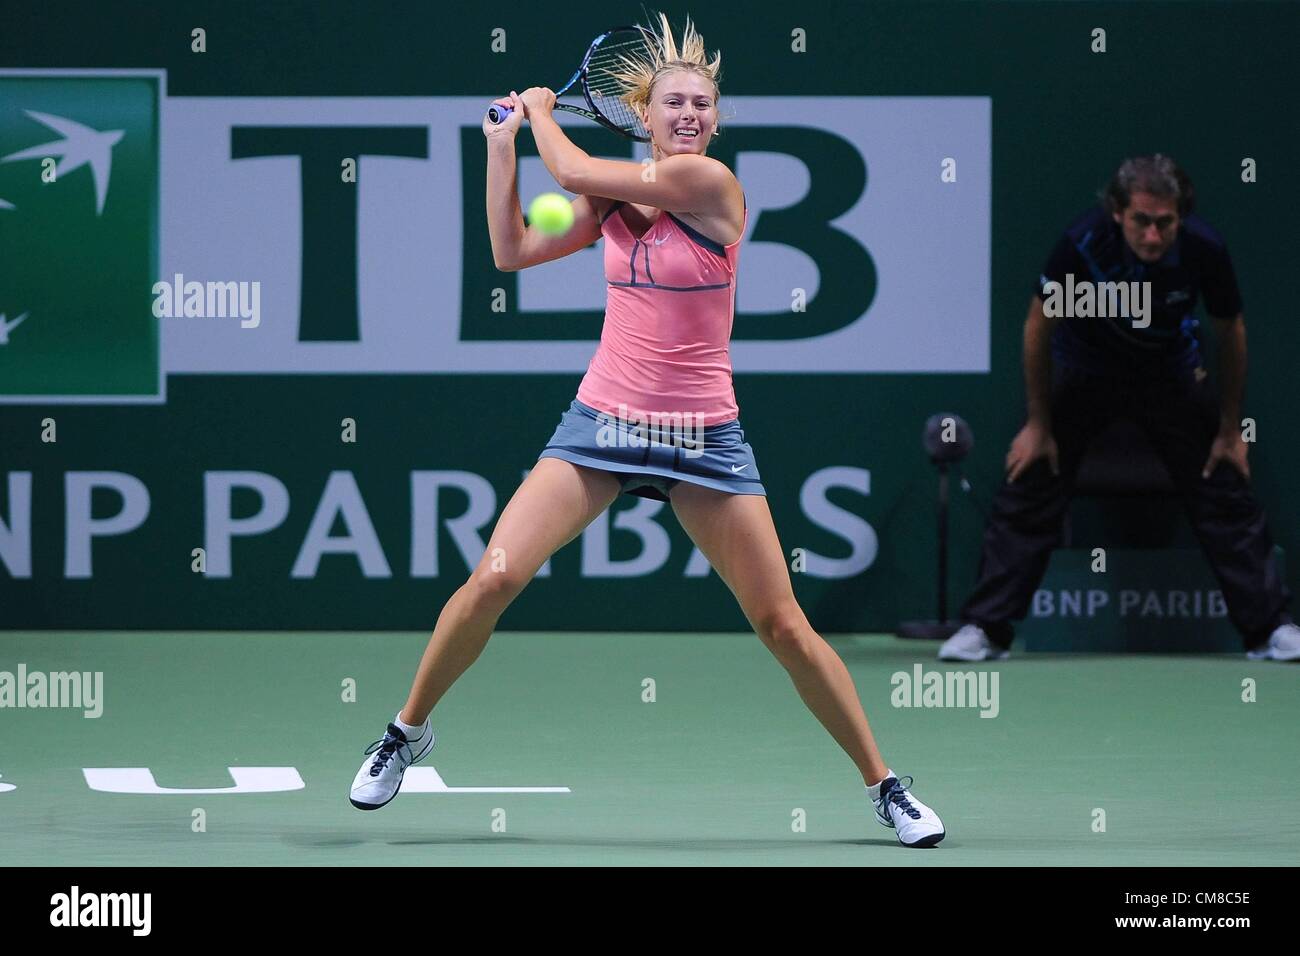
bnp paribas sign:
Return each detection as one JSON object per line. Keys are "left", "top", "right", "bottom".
{"left": 0, "top": 72, "right": 161, "bottom": 402}
{"left": 0, "top": 71, "right": 990, "bottom": 403}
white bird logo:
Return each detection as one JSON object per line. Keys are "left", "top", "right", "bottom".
{"left": 1, "top": 110, "right": 125, "bottom": 215}
{"left": 0, "top": 312, "right": 30, "bottom": 345}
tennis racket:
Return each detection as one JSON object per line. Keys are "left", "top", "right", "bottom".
{"left": 486, "top": 26, "right": 653, "bottom": 141}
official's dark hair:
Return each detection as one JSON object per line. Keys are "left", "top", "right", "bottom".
{"left": 1101, "top": 154, "right": 1195, "bottom": 217}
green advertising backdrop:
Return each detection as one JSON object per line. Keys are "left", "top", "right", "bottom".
{"left": 1, "top": 1, "right": 1295, "bottom": 637}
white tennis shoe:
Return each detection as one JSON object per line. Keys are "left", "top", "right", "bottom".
{"left": 1247, "top": 623, "right": 1300, "bottom": 661}
{"left": 938, "top": 623, "right": 1010, "bottom": 661}
{"left": 870, "top": 773, "right": 946, "bottom": 848}
{"left": 349, "top": 718, "right": 435, "bottom": 811}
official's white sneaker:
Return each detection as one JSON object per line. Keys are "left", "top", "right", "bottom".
{"left": 1246, "top": 623, "right": 1300, "bottom": 662}
{"left": 938, "top": 623, "right": 1009, "bottom": 661}
{"left": 870, "top": 773, "right": 946, "bottom": 848}
{"left": 349, "top": 718, "right": 435, "bottom": 810}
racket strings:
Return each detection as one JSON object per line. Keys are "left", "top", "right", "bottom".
{"left": 584, "top": 33, "right": 654, "bottom": 138}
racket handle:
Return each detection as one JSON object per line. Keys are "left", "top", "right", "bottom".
{"left": 487, "top": 104, "right": 513, "bottom": 124}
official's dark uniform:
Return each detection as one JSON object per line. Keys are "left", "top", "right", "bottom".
{"left": 961, "top": 206, "right": 1292, "bottom": 649}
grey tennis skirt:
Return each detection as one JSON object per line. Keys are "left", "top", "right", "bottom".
{"left": 537, "top": 399, "right": 766, "bottom": 501}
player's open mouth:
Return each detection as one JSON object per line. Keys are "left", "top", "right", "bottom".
{"left": 674, "top": 127, "right": 698, "bottom": 138}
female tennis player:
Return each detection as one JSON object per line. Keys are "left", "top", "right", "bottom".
{"left": 350, "top": 14, "right": 945, "bottom": 847}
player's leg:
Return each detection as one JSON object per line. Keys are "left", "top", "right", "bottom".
{"left": 668, "top": 482, "right": 944, "bottom": 845}
{"left": 952, "top": 366, "right": 1113, "bottom": 657}
{"left": 670, "top": 486, "right": 883, "bottom": 785}
{"left": 400, "top": 457, "right": 622, "bottom": 723}
{"left": 669, "top": 483, "right": 885, "bottom": 778}
{"left": 1138, "top": 375, "right": 1293, "bottom": 655}
{"left": 350, "top": 458, "right": 620, "bottom": 810}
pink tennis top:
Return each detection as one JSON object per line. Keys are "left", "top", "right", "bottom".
{"left": 575, "top": 199, "right": 746, "bottom": 426}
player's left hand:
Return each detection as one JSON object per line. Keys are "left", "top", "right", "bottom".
{"left": 519, "top": 87, "right": 557, "bottom": 120}
{"left": 1202, "top": 426, "right": 1251, "bottom": 480}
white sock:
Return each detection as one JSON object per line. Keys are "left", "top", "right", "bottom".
{"left": 393, "top": 713, "right": 426, "bottom": 741}
{"left": 867, "top": 770, "right": 897, "bottom": 801}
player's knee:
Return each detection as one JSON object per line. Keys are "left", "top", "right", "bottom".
{"left": 755, "top": 605, "right": 811, "bottom": 659}
{"left": 464, "top": 565, "right": 528, "bottom": 612}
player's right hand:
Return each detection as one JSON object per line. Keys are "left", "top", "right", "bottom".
{"left": 483, "top": 91, "right": 525, "bottom": 139}
{"left": 1006, "top": 419, "right": 1059, "bottom": 482}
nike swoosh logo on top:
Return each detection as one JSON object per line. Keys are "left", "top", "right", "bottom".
{"left": 731, "top": 464, "right": 749, "bottom": 473}
{"left": 655, "top": 236, "right": 671, "bottom": 245}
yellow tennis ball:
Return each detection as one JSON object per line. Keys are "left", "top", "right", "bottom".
{"left": 528, "top": 192, "right": 575, "bottom": 236}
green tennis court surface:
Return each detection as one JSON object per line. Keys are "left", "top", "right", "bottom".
{"left": 2, "top": 632, "right": 1296, "bottom": 866}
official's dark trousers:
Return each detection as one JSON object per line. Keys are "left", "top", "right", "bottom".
{"left": 961, "top": 365, "right": 1291, "bottom": 650}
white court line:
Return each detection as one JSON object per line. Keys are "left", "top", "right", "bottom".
{"left": 402, "top": 767, "right": 570, "bottom": 793}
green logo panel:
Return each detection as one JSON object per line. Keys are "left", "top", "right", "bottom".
{"left": 0, "top": 74, "right": 160, "bottom": 399}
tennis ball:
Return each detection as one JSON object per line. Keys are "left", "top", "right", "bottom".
{"left": 528, "top": 192, "right": 575, "bottom": 236}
